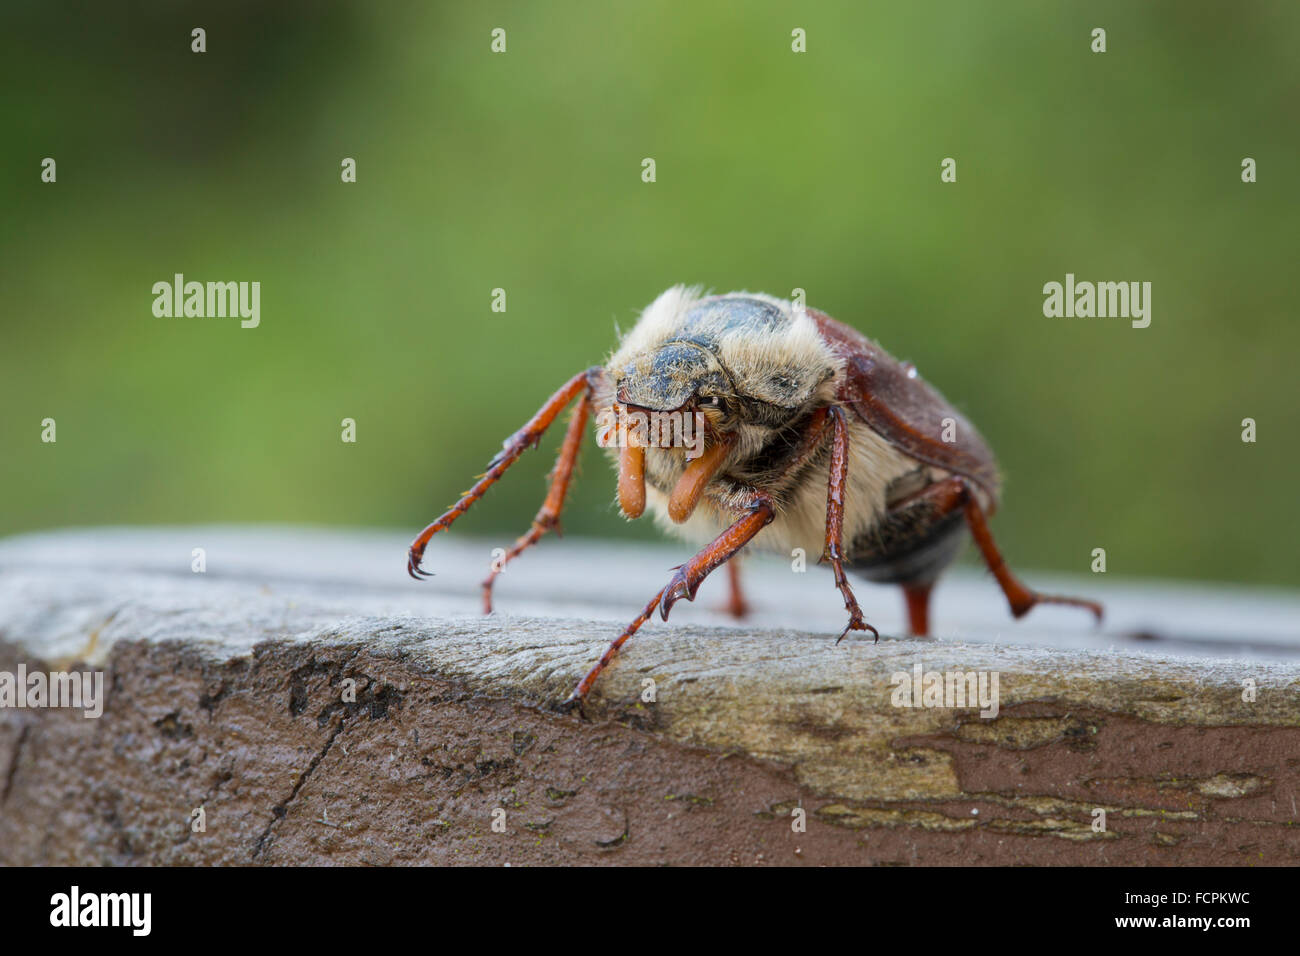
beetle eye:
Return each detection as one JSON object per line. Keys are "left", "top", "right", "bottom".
{"left": 698, "top": 395, "right": 726, "bottom": 411}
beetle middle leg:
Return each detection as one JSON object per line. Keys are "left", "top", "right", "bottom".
{"left": 901, "top": 580, "right": 935, "bottom": 636}
{"left": 900, "top": 476, "right": 1103, "bottom": 624}
{"left": 720, "top": 560, "right": 750, "bottom": 618}
{"left": 563, "top": 494, "right": 774, "bottom": 708}
{"left": 480, "top": 390, "right": 592, "bottom": 613}
{"left": 821, "top": 406, "right": 880, "bottom": 643}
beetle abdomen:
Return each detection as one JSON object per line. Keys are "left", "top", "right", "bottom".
{"left": 846, "top": 501, "right": 966, "bottom": 585}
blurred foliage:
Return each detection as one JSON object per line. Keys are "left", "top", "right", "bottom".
{"left": 1, "top": 1, "right": 1297, "bottom": 586}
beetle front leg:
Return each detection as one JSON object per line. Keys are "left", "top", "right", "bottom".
{"left": 480, "top": 389, "right": 592, "bottom": 612}
{"left": 821, "top": 406, "right": 880, "bottom": 643}
{"left": 660, "top": 496, "right": 775, "bottom": 619}
{"left": 561, "top": 587, "right": 666, "bottom": 713}
{"left": 562, "top": 495, "right": 775, "bottom": 709}
{"left": 407, "top": 367, "right": 600, "bottom": 579}
{"left": 902, "top": 476, "right": 1103, "bottom": 623}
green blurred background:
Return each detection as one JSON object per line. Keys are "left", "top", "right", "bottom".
{"left": 2, "top": 1, "right": 1296, "bottom": 586}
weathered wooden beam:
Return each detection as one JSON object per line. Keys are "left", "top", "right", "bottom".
{"left": 1, "top": 527, "right": 1297, "bottom": 865}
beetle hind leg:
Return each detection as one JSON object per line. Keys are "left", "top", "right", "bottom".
{"left": 900, "top": 476, "right": 1103, "bottom": 625}
{"left": 718, "top": 560, "right": 751, "bottom": 618}
{"left": 901, "top": 580, "right": 935, "bottom": 636}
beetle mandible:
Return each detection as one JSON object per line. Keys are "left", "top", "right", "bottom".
{"left": 407, "top": 287, "right": 1102, "bottom": 708}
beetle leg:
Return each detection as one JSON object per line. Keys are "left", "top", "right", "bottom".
{"left": 712, "top": 407, "right": 830, "bottom": 620}
{"left": 480, "top": 390, "right": 592, "bottom": 612}
{"left": 821, "top": 406, "right": 880, "bottom": 643}
{"left": 407, "top": 367, "right": 600, "bottom": 580}
{"left": 900, "top": 476, "right": 1104, "bottom": 624}
{"left": 562, "top": 495, "right": 775, "bottom": 708}
{"left": 660, "top": 497, "right": 774, "bottom": 620}
{"left": 901, "top": 580, "right": 935, "bottom": 636}
{"left": 680, "top": 408, "right": 833, "bottom": 622}
{"left": 561, "top": 587, "right": 666, "bottom": 712}
{"left": 721, "top": 560, "right": 750, "bottom": 618}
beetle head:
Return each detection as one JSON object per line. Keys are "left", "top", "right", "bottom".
{"left": 606, "top": 287, "right": 841, "bottom": 523}
{"left": 616, "top": 340, "right": 732, "bottom": 417}
{"left": 611, "top": 291, "right": 836, "bottom": 429}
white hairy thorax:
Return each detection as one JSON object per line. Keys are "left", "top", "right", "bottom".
{"left": 596, "top": 286, "right": 923, "bottom": 558}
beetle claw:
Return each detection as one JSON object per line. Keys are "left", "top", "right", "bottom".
{"left": 836, "top": 614, "right": 879, "bottom": 645}
{"left": 557, "top": 694, "right": 588, "bottom": 719}
{"left": 408, "top": 549, "right": 435, "bottom": 579}
{"left": 1016, "top": 591, "right": 1104, "bottom": 625}
{"left": 659, "top": 569, "right": 696, "bottom": 620}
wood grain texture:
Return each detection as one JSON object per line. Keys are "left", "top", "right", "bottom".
{"left": 1, "top": 527, "right": 1298, "bottom": 865}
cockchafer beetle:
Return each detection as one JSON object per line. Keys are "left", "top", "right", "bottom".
{"left": 408, "top": 287, "right": 1101, "bottom": 709}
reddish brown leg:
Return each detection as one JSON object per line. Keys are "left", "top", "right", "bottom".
{"left": 820, "top": 406, "right": 879, "bottom": 643}
{"left": 408, "top": 367, "right": 599, "bottom": 579}
{"left": 563, "top": 496, "right": 774, "bottom": 709}
{"left": 902, "top": 581, "right": 934, "bottom": 636}
{"left": 481, "top": 390, "right": 593, "bottom": 612}
{"left": 708, "top": 404, "right": 826, "bottom": 623}
{"left": 660, "top": 498, "right": 774, "bottom": 619}
{"left": 721, "top": 560, "right": 750, "bottom": 618}
{"left": 562, "top": 587, "right": 666, "bottom": 713}
{"left": 903, "top": 477, "right": 1103, "bottom": 623}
